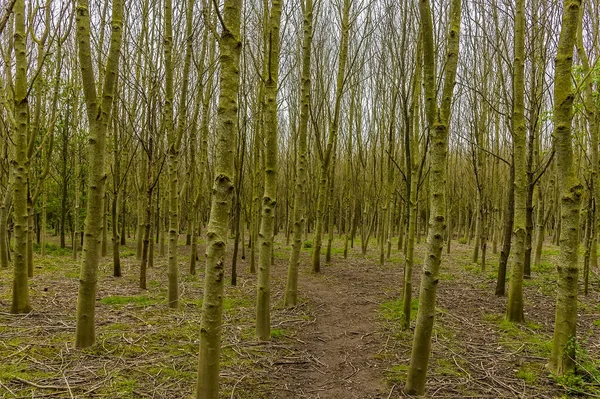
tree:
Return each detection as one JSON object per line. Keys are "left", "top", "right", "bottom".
{"left": 285, "top": 0, "right": 313, "bottom": 308}
{"left": 548, "top": 0, "right": 582, "bottom": 377}
{"left": 10, "top": 0, "right": 30, "bottom": 314}
{"left": 164, "top": 0, "right": 180, "bottom": 309}
{"left": 256, "top": 0, "right": 282, "bottom": 341}
{"left": 74, "top": 0, "right": 124, "bottom": 348}
{"left": 506, "top": 0, "right": 526, "bottom": 323}
{"left": 404, "top": 0, "right": 462, "bottom": 393}
{"left": 196, "top": 0, "right": 242, "bottom": 396}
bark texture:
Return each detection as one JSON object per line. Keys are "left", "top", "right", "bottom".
{"left": 196, "top": 0, "right": 241, "bottom": 396}
{"left": 549, "top": 0, "right": 582, "bottom": 377}
{"left": 404, "top": 0, "right": 461, "bottom": 393}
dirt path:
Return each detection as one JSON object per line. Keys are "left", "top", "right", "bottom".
{"left": 273, "top": 256, "right": 398, "bottom": 399}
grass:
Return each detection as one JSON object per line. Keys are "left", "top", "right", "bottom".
{"left": 385, "top": 364, "right": 409, "bottom": 384}
{"left": 380, "top": 298, "right": 419, "bottom": 323}
{"left": 0, "top": 363, "right": 54, "bottom": 381}
{"left": 485, "top": 314, "right": 552, "bottom": 357}
{"left": 2, "top": 234, "right": 598, "bottom": 398}
{"left": 271, "top": 328, "right": 285, "bottom": 338}
{"left": 532, "top": 261, "right": 554, "bottom": 274}
{"left": 541, "top": 247, "right": 560, "bottom": 256}
{"left": 516, "top": 363, "right": 538, "bottom": 384}
{"left": 552, "top": 340, "right": 600, "bottom": 396}
{"left": 436, "top": 358, "right": 463, "bottom": 377}
{"left": 33, "top": 242, "right": 73, "bottom": 256}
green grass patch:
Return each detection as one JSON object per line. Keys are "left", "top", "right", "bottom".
{"left": 380, "top": 298, "right": 419, "bottom": 322}
{"left": 463, "top": 263, "right": 482, "bottom": 274}
{"left": 484, "top": 314, "right": 552, "bottom": 357}
{"left": 440, "top": 272, "right": 455, "bottom": 281}
{"left": 223, "top": 297, "right": 252, "bottom": 311}
{"left": 533, "top": 261, "right": 554, "bottom": 274}
{"left": 436, "top": 358, "right": 463, "bottom": 377}
{"left": 385, "top": 364, "right": 409, "bottom": 384}
{"left": 0, "top": 364, "right": 54, "bottom": 381}
{"left": 552, "top": 340, "right": 600, "bottom": 396}
{"left": 148, "top": 280, "right": 161, "bottom": 288}
{"left": 120, "top": 249, "right": 136, "bottom": 257}
{"left": 516, "top": 363, "right": 538, "bottom": 384}
{"left": 112, "top": 376, "right": 137, "bottom": 397}
{"left": 270, "top": 328, "right": 285, "bottom": 338}
{"left": 541, "top": 247, "right": 560, "bottom": 256}
{"left": 34, "top": 242, "right": 73, "bottom": 256}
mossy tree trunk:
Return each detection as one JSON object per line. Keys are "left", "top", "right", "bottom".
{"left": 506, "top": 0, "right": 526, "bottom": 323}
{"left": 195, "top": 0, "right": 241, "bottom": 396}
{"left": 164, "top": 0, "right": 180, "bottom": 309}
{"left": 10, "top": 0, "right": 31, "bottom": 314}
{"left": 112, "top": 110, "right": 121, "bottom": 277}
{"left": 74, "top": 0, "right": 124, "bottom": 348}
{"left": 1, "top": 185, "right": 12, "bottom": 269}
{"left": 576, "top": 2, "right": 599, "bottom": 295}
{"left": 404, "top": 0, "right": 461, "bottom": 393}
{"left": 549, "top": 0, "right": 582, "bottom": 377}
{"left": 284, "top": 0, "right": 313, "bottom": 307}
{"left": 189, "top": 0, "right": 207, "bottom": 276}
{"left": 256, "top": 0, "right": 283, "bottom": 341}
{"left": 402, "top": 36, "right": 422, "bottom": 331}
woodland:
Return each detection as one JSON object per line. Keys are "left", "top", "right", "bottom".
{"left": 0, "top": 0, "right": 600, "bottom": 397}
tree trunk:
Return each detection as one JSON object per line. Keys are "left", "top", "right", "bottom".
{"left": 549, "top": 0, "right": 582, "bottom": 376}
{"left": 285, "top": 0, "right": 313, "bottom": 307}
{"left": 196, "top": 1, "right": 241, "bottom": 396}
{"left": 165, "top": 0, "right": 180, "bottom": 309}
{"left": 256, "top": 0, "right": 282, "bottom": 341}
{"left": 10, "top": 0, "right": 31, "bottom": 314}
{"left": 74, "top": 0, "right": 123, "bottom": 348}
{"left": 506, "top": 0, "right": 526, "bottom": 322}
{"left": 1, "top": 186, "right": 12, "bottom": 268}
{"left": 404, "top": 0, "right": 461, "bottom": 393}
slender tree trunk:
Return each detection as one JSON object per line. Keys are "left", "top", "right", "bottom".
{"left": 26, "top": 196, "right": 33, "bottom": 277}
{"left": 1, "top": 186, "right": 12, "bottom": 269}
{"left": 140, "top": 137, "right": 154, "bottom": 291}
{"left": 524, "top": 182, "right": 534, "bottom": 278}
{"left": 285, "top": 0, "right": 313, "bottom": 307}
{"left": 102, "top": 195, "right": 108, "bottom": 257}
{"left": 402, "top": 37, "right": 422, "bottom": 331}
{"left": 196, "top": 1, "right": 241, "bottom": 396}
{"left": 41, "top": 186, "right": 46, "bottom": 256}
{"left": 549, "top": 0, "right": 582, "bottom": 376}
{"left": 165, "top": 0, "right": 180, "bottom": 309}
{"left": 532, "top": 187, "right": 546, "bottom": 268}
{"left": 256, "top": 0, "right": 282, "bottom": 341}
{"left": 583, "top": 195, "right": 592, "bottom": 295}
{"left": 73, "top": 149, "right": 80, "bottom": 261}
{"left": 404, "top": 0, "right": 461, "bottom": 393}
{"left": 497, "top": 162, "right": 514, "bottom": 296}
{"left": 576, "top": 0, "right": 598, "bottom": 295}
{"left": 506, "top": 0, "right": 526, "bottom": 322}
{"left": 10, "top": 0, "right": 31, "bottom": 314}
{"left": 112, "top": 115, "right": 121, "bottom": 277}
{"left": 74, "top": 0, "right": 123, "bottom": 348}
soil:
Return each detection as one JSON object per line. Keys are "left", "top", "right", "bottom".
{"left": 1, "top": 236, "right": 599, "bottom": 398}
{"left": 271, "top": 257, "right": 395, "bottom": 399}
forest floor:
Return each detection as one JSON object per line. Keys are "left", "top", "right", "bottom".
{"left": 1, "top": 234, "right": 600, "bottom": 398}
